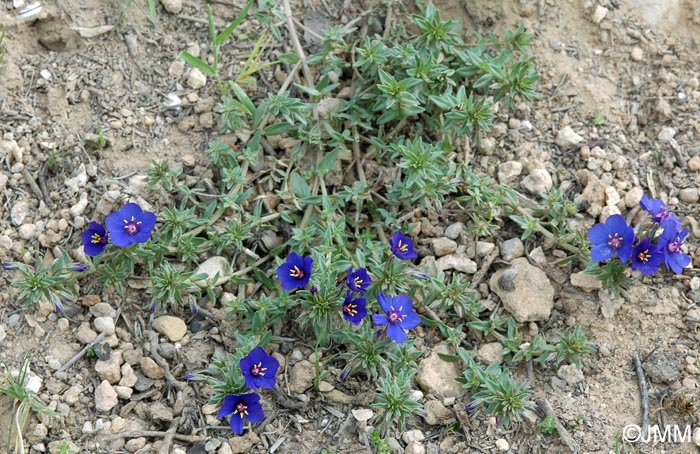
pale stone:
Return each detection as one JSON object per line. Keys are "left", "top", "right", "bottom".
{"left": 489, "top": 258, "right": 554, "bottom": 322}
{"left": 187, "top": 69, "right": 207, "bottom": 89}
{"left": 570, "top": 271, "right": 602, "bottom": 292}
{"left": 95, "top": 380, "right": 119, "bottom": 412}
{"left": 351, "top": 408, "right": 373, "bottom": 422}
{"left": 476, "top": 342, "right": 503, "bottom": 365}
{"left": 153, "top": 316, "right": 187, "bottom": 342}
{"left": 194, "top": 256, "right": 232, "bottom": 288}
{"left": 416, "top": 344, "right": 463, "bottom": 398}
{"left": 555, "top": 126, "right": 583, "bottom": 148}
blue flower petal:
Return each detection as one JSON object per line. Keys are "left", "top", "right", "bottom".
{"left": 393, "top": 294, "right": 413, "bottom": 313}
{"left": 588, "top": 223, "right": 609, "bottom": 245}
{"left": 217, "top": 395, "right": 237, "bottom": 418}
{"left": 590, "top": 243, "right": 614, "bottom": 262}
{"left": 229, "top": 412, "right": 244, "bottom": 435}
{"left": 376, "top": 293, "right": 393, "bottom": 314}
{"left": 401, "top": 311, "right": 421, "bottom": 330}
{"left": 372, "top": 314, "right": 389, "bottom": 326}
{"left": 245, "top": 400, "right": 265, "bottom": 424}
{"left": 386, "top": 324, "right": 408, "bottom": 344}
{"left": 605, "top": 214, "right": 628, "bottom": 235}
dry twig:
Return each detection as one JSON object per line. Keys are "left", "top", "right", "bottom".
{"left": 633, "top": 354, "right": 650, "bottom": 439}
{"left": 535, "top": 397, "right": 579, "bottom": 453}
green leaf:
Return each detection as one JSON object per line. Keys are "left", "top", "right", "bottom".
{"left": 290, "top": 172, "right": 310, "bottom": 198}
{"left": 215, "top": 0, "right": 255, "bottom": 46}
{"left": 180, "top": 52, "right": 216, "bottom": 77}
{"left": 279, "top": 53, "right": 300, "bottom": 65}
{"left": 207, "top": 6, "right": 216, "bottom": 43}
{"left": 437, "top": 353, "right": 460, "bottom": 362}
{"left": 317, "top": 150, "right": 338, "bottom": 174}
{"left": 229, "top": 82, "right": 256, "bottom": 114}
{"left": 263, "top": 122, "right": 294, "bottom": 136}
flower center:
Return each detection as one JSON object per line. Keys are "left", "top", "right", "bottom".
{"left": 353, "top": 276, "right": 363, "bottom": 288}
{"left": 387, "top": 306, "right": 405, "bottom": 325}
{"left": 250, "top": 362, "right": 266, "bottom": 377}
{"left": 234, "top": 402, "right": 248, "bottom": 418}
{"left": 344, "top": 303, "right": 357, "bottom": 316}
{"left": 607, "top": 234, "right": 623, "bottom": 249}
{"left": 637, "top": 249, "right": 650, "bottom": 263}
{"left": 396, "top": 241, "right": 408, "bottom": 253}
{"left": 290, "top": 266, "right": 304, "bottom": 279}
{"left": 91, "top": 233, "right": 106, "bottom": 244}
{"left": 123, "top": 216, "right": 141, "bottom": 236}
{"left": 667, "top": 240, "right": 681, "bottom": 253}
{"left": 656, "top": 208, "right": 669, "bottom": 222}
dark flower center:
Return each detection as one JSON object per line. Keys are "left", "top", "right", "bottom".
{"left": 395, "top": 240, "right": 408, "bottom": 253}
{"left": 123, "top": 216, "right": 142, "bottom": 236}
{"left": 637, "top": 250, "right": 650, "bottom": 263}
{"left": 353, "top": 276, "right": 363, "bottom": 288}
{"left": 387, "top": 306, "right": 405, "bottom": 325}
{"left": 91, "top": 233, "right": 106, "bottom": 244}
{"left": 234, "top": 402, "right": 248, "bottom": 418}
{"left": 344, "top": 303, "right": 357, "bottom": 316}
{"left": 290, "top": 265, "right": 304, "bottom": 279}
{"left": 607, "top": 234, "right": 623, "bottom": 249}
{"left": 655, "top": 208, "right": 669, "bottom": 222}
{"left": 667, "top": 240, "right": 681, "bottom": 253}
{"left": 250, "top": 362, "right": 266, "bottom": 377}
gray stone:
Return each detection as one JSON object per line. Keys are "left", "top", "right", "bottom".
{"left": 90, "top": 303, "right": 113, "bottom": 318}
{"left": 599, "top": 289, "right": 624, "bottom": 319}
{"left": 489, "top": 258, "right": 554, "bottom": 322}
{"left": 500, "top": 238, "right": 524, "bottom": 261}
{"left": 405, "top": 441, "right": 426, "bottom": 454}
{"left": 416, "top": 344, "right": 463, "bottom": 398}
{"left": 432, "top": 237, "right": 457, "bottom": 257}
{"left": 643, "top": 352, "right": 682, "bottom": 384}
{"left": 444, "top": 222, "right": 464, "bottom": 240}
{"left": 95, "top": 380, "right": 119, "bottom": 412}
{"left": 402, "top": 430, "right": 424, "bottom": 444}
{"left": 557, "top": 364, "right": 585, "bottom": 386}
{"left": 351, "top": 408, "right": 373, "bottom": 422}
{"left": 476, "top": 241, "right": 495, "bottom": 257}
{"left": 555, "top": 126, "right": 583, "bottom": 148}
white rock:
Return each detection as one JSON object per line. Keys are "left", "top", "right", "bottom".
{"left": 11, "top": 201, "right": 29, "bottom": 226}
{"left": 40, "top": 69, "right": 52, "bottom": 80}
{"left": 605, "top": 186, "right": 621, "bottom": 206}
{"left": 194, "top": 256, "right": 232, "bottom": 288}
{"left": 160, "top": 0, "right": 182, "bottom": 14}
{"left": 498, "top": 161, "right": 523, "bottom": 183}
{"left": 187, "top": 69, "right": 207, "bottom": 89}
{"left": 522, "top": 168, "right": 553, "bottom": 194}
{"left": 570, "top": 271, "right": 602, "bottom": 292}
{"left": 19, "top": 224, "right": 38, "bottom": 239}
{"left": 489, "top": 258, "right": 554, "bottom": 322}
{"left": 169, "top": 61, "right": 185, "bottom": 78}
{"left": 70, "top": 193, "right": 89, "bottom": 218}
{"left": 444, "top": 222, "right": 464, "bottom": 240}
{"left": 555, "top": 126, "right": 584, "bottom": 149}
{"left": 557, "top": 364, "right": 585, "bottom": 386}
{"left": 95, "top": 380, "right": 119, "bottom": 412}
{"left": 402, "top": 430, "right": 424, "bottom": 444}
{"left": 64, "top": 164, "right": 88, "bottom": 192}
{"left": 657, "top": 126, "right": 676, "bottom": 143}
{"left": 624, "top": 187, "right": 644, "bottom": 208}
{"left": 591, "top": 5, "right": 608, "bottom": 24}
{"left": 416, "top": 344, "right": 463, "bottom": 398}
{"left": 476, "top": 342, "right": 503, "bottom": 365}
{"left": 405, "top": 441, "right": 426, "bottom": 454}
{"left": 495, "top": 438, "right": 510, "bottom": 452}
{"left": 631, "top": 47, "right": 643, "bottom": 61}
{"left": 432, "top": 237, "right": 457, "bottom": 256}
{"left": 351, "top": 408, "right": 374, "bottom": 422}
{"left": 679, "top": 188, "right": 699, "bottom": 203}
{"left": 599, "top": 205, "right": 621, "bottom": 222}
{"left": 94, "top": 316, "right": 115, "bottom": 335}
{"left": 153, "top": 315, "right": 187, "bottom": 342}
{"left": 436, "top": 254, "right": 477, "bottom": 274}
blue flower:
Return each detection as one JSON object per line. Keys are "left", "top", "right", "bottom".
{"left": 346, "top": 267, "right": 372, "bottom": 293}
{"left": 2, "top": 263, "right": 18, "bottom": 270}
{"left": 276, "top": 252, "right": 313, "bottom": 291}
{"left": 640, "top": 195, "right": 677, "bottom": 225}
{"left": 630, "top": 238, "right": 664, "bottom": 275}
{"left": 658, "top": 221, "right": 691, "bottom": 274}
{"left": 217, "top": 393, "right": 265, "bottom": 435}
{"left": 342, "top": 292, "right": 367, "bottom": 325}
{"left": 389, "top": 231, "right": 418, "bottom": 260}
{"left": 70, "top": 263, "right": 88, "bottom": 272}
{"left": 588, "top": 214, "right": 634, "bottom": 262}
{"left": 81, "top": 221, "right": 108, "bottom": 256}
{"left": 372, "top": 293, "right": 421, "bottom": 344}
{"left": 239, "top": 347, "right": 279, "bottom": 390}
{"left": 105, "top": 203, "right": 157, "bottom": 248}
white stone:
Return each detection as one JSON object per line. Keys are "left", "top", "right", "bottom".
{"left": 152, "top": 316, "right": 187, "bottom": 342}
{"left": 498, "top": 161, "right": 523, "bottom": 183}
{"left": 351, "top": 408, "right": 374, "bottom": 422}
{"left": 522, "top": 168, "right": 553, "bottom": 194}
{"left": 187, "top": 69, "right": 207, "bottom": 89}
{"left": 591, "top": 5, "right": 608, "bottom": 24}
{"left": 489, "top": 258, "right": 554, "bottom": 322}
{"left": 160, "top": 0, "right": 182, "bottom": 14}
{"left": 495, "top": 438, "right": 510, "bottom": 452}
{"left": 95, "top": 380, "right": 119, "bottom": 412}
{"left": 557, "top": 364, "right": 585, "bottom": 386}
{"left": 11, "top": 201, "right": 29, "bottom": 226}
{"left": 657, "top": 126, "right": 676, "bottom": 143}
{"left": 194, "top": 256, "right": 232, "bottom": 288}
{"left": 555, "top": 126, "right": 584, "bottom": 149}
{"left": 94, "top": 316, "right": 115, "bottom": 335}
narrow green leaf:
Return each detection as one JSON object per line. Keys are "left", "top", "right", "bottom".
{"left": 215, "top": 0, "right": 255, "bottom": 46}
{"left": 290, "top": 172, "right": 310, "bottom": 198}
{"left": 317, "top": 150, "right": 338, "bottom": 174}
{"left": 279, "top": 53, "right": 300, "bottom": 65}
{"left": 207, "top": 6, "right": 216, "bottom": 43}
{"left": 229, "top": 82, "right": 256, "bottom": 114}
{"left": 263, "top": 122, "right": 294, "bottom": 136}
{"left": 180, "top": 52, "right": 216, "bottom": 77}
